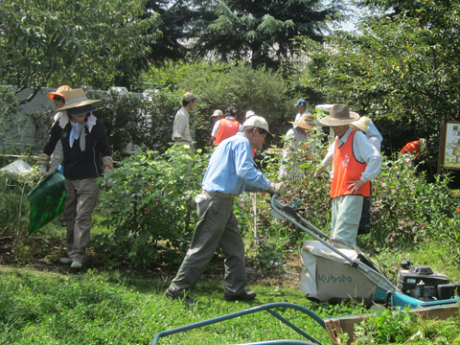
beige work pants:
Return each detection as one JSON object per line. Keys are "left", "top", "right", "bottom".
{"left": 63, "top": 178, "right": 99, "bottom": 263}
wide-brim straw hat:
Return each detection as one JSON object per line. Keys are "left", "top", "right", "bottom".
{"left": 289, "top": 113, "right": 316, "bottom": 131}
{"left": 350, "top": 116, "right": 370, "bottom": 133}
{"left": 58, "top": 89, "right": 102, "bottom": 111}
{"left": 319, "top": 104, "right": 359, "bottom": 126}
{"left": 48, "top": 85, "right": 72, "bottom": 101}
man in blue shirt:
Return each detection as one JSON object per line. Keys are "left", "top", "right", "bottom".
{"left": 164, "top": 116, "right": 287, "bottom": 302}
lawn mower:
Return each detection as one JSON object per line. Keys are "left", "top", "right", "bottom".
{"left": 270, "top": 194, "right": 460, "bottom": 310}
{"left": 151, "top": 195, "right": 460, "bottom": 345}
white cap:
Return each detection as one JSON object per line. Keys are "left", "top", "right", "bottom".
{"left": 245, "top": 110, "right": 255, "bottom": 119}
{"left": 211, "top": 109, "right": 223, "bottom": 117}
{"left": 242, "top": 116, "right": 272, "bottom": 136}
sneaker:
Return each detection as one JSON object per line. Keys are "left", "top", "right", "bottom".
{"left": 224, "top": 291, "right": 257, "bottom": 301}
{"left": 71, "top": 260, "right": 83, "bottom": 269}
{"left": 59, "top": 257, "right": 71, "bottom": 264}
{"left": 163, "top": 289, "right": 196, "bottom": 303}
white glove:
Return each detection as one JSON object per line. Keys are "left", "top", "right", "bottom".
{"left": 267, "top": 182, "right": 287, "bottom": 196}
{"left": 39, "top": 164, "right": 48, "bottom": 176}
{"left": 102, "top": 173, "right": 113, "bottom": 188}
{"left": 314, "top": 166, "right": 326, "bottom": 179}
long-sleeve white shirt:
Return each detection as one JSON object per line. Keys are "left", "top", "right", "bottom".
{"left": 171, "top": 107, "right": 192, "bottom": 143}
{"left": 320, "top": 127, "right": 382, "bottom": 182}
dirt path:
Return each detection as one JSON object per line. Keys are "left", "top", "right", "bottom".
{"left": 0, "top": 235, "right": 304, "bottom": 288}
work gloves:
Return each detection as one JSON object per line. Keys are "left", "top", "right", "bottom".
{"left": 268, "top": 182, "right": 287, "bottom": 196}
{"left": 101, "top": 156, "right": 114, "bottom": 188}
{"left": 37, "top": 153, "right": 50, "bottom": 176}
{"left": 101, "top": 174, "right": 113, "bottom": 188}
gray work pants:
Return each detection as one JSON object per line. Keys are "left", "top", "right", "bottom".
{"left": 63, "top": 178, "right": 99, "bottom": 263}
{"left": 167, "top": 193, "right": 247, "bottom": 297}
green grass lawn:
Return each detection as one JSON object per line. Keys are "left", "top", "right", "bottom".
{"left": 1, "top": 267, "right": 361, "bottom": 345}
{"left": 2, "top": 239, "right": 460, "bottom": 345}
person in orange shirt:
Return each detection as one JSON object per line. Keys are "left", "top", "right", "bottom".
{"left": 399, "top": 139, "right": 427, "bottom": 162}
{"left": 315, "top": 105, "right": 382, "bottom": 246}
{"left": 210, "top": 106, "right": 243, "bottom": 146}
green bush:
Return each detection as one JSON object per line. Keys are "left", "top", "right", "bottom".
{"left": 354, "top": 309, "right": 418, "bottom": 344}
{"left": 93, "top": 145, "right": 210, "bottom": 268}
{"left": 93, "top": 87, "right": 179, "bottom": 158}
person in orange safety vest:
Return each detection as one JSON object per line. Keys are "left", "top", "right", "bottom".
{"left": 211, "top": 106, "right": 243, "bottom": 146}
{"left": 314, "top": 104, "right": 382, "bottom": 246}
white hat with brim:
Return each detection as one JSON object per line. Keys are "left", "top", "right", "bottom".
{"left": 245, "top": 110, "right": 255, "bottom": 119}
{"left": 211, "top": 109, "right": 223, "bottom": 117}
{"left": 289, "top": 113, "right": 316, "bottom": 131}
{"left": 58, "top": 89, "right": 102, "bottom": 111}
{"left": 319, "top": 104, "right": 359, "bottom": 126}
{"left": 243, "top": 115, "right": 273, "bottom": 138}
{"left": 350, "top": 116, "right": 370, "bottom": 133}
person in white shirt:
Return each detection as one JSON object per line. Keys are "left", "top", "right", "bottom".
{"left": 350, "top": 116, "right": 383, "bottom": 235}
{"left": 172, "top": 92, "right": 198, "bottom": 145}
{"left": 294, "top": 99, "right": 312, "bottom": 124}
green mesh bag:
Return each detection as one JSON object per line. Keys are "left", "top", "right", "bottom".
{"left": 27, "top": 171, "right": 66, "bottom": 236}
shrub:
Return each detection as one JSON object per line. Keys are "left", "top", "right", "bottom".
{"left": 93, "top": 145, "right": 210, "bottom": 268}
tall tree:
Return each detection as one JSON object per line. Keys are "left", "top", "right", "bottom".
{"left": 189, "top": 0, "right": 345, "bottom": 69}
{"left": 143, "top": 0, "right": 196, "bottom": 65}
{"left": 301, "top": 0, "right": 460, "bottom": 153}
{"left": 0, "top": 0, "right": 161, "bottom": 100}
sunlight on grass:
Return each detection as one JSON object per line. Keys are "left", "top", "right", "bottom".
{"left": 0, "top": 268, "right": 368, "bottom": 345}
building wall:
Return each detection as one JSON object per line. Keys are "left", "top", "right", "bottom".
{"left": 1, "top": 87, "right": 141, "bottom": 155}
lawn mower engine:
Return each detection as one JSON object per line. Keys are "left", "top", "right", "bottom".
{"left": 397, "top": 261, "right": 460, "bottom": 301}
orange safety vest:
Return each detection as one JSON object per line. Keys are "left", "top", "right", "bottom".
{"left": 215, "top": 118, "right": 240, "bottom": 146}
{"left": 330, "top": 130, "right": 370, "bottom": 199}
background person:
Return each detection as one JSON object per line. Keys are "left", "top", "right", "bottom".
{"left": 315, "top": 104, "right": 382, "bottom": 246}
{"left": 350, "top": 116, "right": 383, "bottom": 235}
{"left": 38, "top": 89, "right": 113, "bottom": 269}
{"left": 172, "top": 92, "right": 198, "bottom": 145}
{"left": 47, "top": 85, "right": 72, "bottom": 174}
{"left": 293, "top": 99, "right": 312, "bottom": 124}
{"left": 399, "top": 138, "right": 427, "bottom": 162}
{"left": 211, "top": 109, "right": 223, "bottom": 124}
{"left": 208, "top": 109, "right": 224, "bottom": 146}
{"left": 211, "top": 105, "right": 243, "bottom": 146}
{"left": 164, "top": 116, "right": 287, "bottom": 303}
{"left": 279, "top": 113, "right": 317, "bottom": 178}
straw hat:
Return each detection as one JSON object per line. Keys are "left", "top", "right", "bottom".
{"left": 289, "top": 113, "right": 316, "bottom": 131}
{"left": 319, "top": 104, "right": 359, "bottom": 126}
{"left": 48, "top": 85, "right": 72, "bottom": 101}
{"left": 350, "top": 116, "right": 370, "bottom": 133}
{"left": 211, "top": 109, "right": 223, "bottom": 117}
{"left": 58, "top": 89, "right": 102, "bottom": 111}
